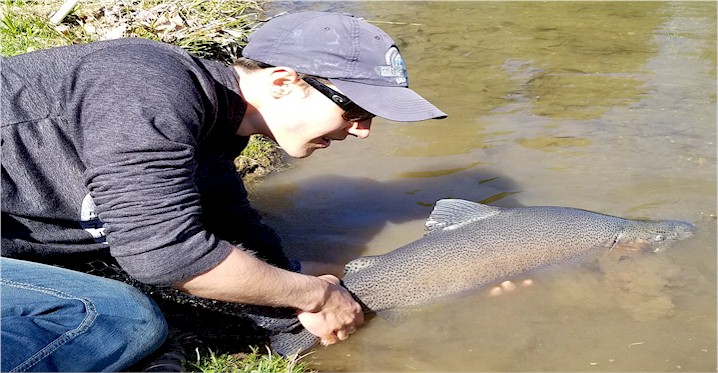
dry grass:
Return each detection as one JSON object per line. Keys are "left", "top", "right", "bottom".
{"left": 1, "top": 0, "right": 262, "bottom": 61}
{"left": 61, "top": 0, "right": 263, "bottom": 63}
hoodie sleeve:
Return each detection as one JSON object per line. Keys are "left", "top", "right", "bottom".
{"left": 73, "top": 43, "right": 232, "bottom": 286}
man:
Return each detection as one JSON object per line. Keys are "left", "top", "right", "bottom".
{"left": 1, "top": 11, "right": 446, "bottom": 371}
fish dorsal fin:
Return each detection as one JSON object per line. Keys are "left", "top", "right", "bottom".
{"left": 425, "top": 199, "right": 501, "bottom": 234}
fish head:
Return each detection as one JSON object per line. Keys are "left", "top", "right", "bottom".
{"left": 610, "top": 219, "right": 696, "bottom": 256}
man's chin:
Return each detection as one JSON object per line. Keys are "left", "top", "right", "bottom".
{"left": 284, "top": 139, "right": 333, "bottom": 158}
{"left": 286, "top": 147, "right": 316, "bottom": 159}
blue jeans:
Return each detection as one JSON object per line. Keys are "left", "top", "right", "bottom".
{"left": 1, "top": 258, "right": 168, "bottom": 372}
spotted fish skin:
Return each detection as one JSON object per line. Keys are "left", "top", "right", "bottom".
{"left": 270, "top": 199, "right": 695, "bottom": 355}
{"left": 343, "top": 199, "right": 694, "bottom": 311}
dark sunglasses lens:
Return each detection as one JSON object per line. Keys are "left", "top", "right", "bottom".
{"left": 305, "top": 77, "right": 375, "bottom": 121}
{"left": 343, "top": 106, "right": 375, "bottom": 122}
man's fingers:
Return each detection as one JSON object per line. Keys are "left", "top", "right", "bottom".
{"left": 321, "top": 324, "right": 359, "bottom": 345}
{"left": 320, "top": 334, "right": 337, "bottom": 346}
{"left": 336, "top": 329, "right": 349, "bottom": 341}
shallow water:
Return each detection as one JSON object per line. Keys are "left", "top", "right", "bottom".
{"left": 252, "top": 2, "right": 716, "bottom": 371}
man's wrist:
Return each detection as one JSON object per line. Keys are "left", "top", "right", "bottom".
{"left": 291, "top": 274, "right": 331, "bottom": 312}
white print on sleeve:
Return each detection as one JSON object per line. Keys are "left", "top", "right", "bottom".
{"left": 80, "top": 193, "right": 108, "bottom": 244}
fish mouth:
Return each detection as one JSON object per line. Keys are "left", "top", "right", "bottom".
{"left": 609, "top": 236, "right": 663, "bottom": 255}
{"left": 655, "top": 221, "right": 697, "bottom": 251}
{"left": 611, "top": 220, "right": 697, "bottom": 255}
{"left": 677, "top": 222, "right": 697, "bottom": 239}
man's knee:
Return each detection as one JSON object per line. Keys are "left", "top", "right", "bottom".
{"left": 119, "top": 283, "right": 169, "bottom": 351}
{"left": 89, "top": 280, "right": 169, "bottom": 370}
{"left": 0, "top": 259, "right": 168, "bottom": 371}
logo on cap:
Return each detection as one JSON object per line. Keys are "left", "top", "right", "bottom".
{"left": 378, "top": 46, "right": 408, "bottom": 85}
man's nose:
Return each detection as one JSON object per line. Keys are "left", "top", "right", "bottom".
{"left": 347, "top": 119, "right": 372, "bottom": 139}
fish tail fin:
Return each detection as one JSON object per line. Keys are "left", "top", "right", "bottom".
{"left": 269, "top": 328, "right": 320, "bottom": 357}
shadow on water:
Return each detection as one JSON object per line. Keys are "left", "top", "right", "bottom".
{"left": 252, "top": 170, "right": 522, "bottom": 264}
{"left": 249, "top": 170, "right": 715, "bottom": 372}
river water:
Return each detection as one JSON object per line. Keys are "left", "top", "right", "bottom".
{"left": 250, "top": 2, "right": 716, "bottom": 371}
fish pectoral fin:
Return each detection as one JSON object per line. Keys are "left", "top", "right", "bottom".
{"left": 425, "top": 199, "right": 501, "bottom": 234}
{"left": 608, "top": 233, "right": 621, "bottom": 253}
{"left": 377, "top": 308, "right": 416, "bottom": 326}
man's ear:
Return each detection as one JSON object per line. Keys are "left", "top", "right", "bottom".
{"left": 267, "top": 67, "right": 301, "bottom": 98}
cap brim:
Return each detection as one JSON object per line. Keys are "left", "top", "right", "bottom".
{"left": 331, "top": 79, "right": 447, "bottom": 122}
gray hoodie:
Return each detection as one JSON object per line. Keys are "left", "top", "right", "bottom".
{"left": 1, "top": 38, "right": 288, "bottom": 286}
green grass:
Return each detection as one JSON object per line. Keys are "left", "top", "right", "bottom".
{"left": 1, "top": 1, "right": 301, "bottom": 371}
{"left": 189, "top": 347, "right": 312, "bottom": 373}
{"left": 235, "top": 134, "right": 290, "bottom": 184}
{"left": 1, "top": 0, "right": 75, "bottom": 55}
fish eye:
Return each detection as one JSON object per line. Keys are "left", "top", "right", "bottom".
{"left": 654, "top": 234, "right": 666, "bottom": 242}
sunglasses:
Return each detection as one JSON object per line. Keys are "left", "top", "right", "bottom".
{"left": 303, "top": 77, "right": 376, "bottom": 122}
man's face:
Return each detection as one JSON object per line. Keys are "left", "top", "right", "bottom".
{"left": 269, "top": 81, "right": 373, "bottom": 158}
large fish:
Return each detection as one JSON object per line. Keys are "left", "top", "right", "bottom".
{"left": 259, "top": 199, "right": 695, "bottom": 355}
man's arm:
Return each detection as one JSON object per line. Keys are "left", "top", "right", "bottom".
{"left": 173, "top": 247, "right": 364, "bottom": 342}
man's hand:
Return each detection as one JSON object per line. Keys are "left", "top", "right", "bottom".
{"left": 174, "top": 248, "right": 364, "bottom": 345}
{"left": 296, "top": 275, "right": 364, "bottom": 345}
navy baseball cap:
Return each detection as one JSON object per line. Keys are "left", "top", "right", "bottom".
{"left": 242, "top": 11, "right": 447, "bottom": 122}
